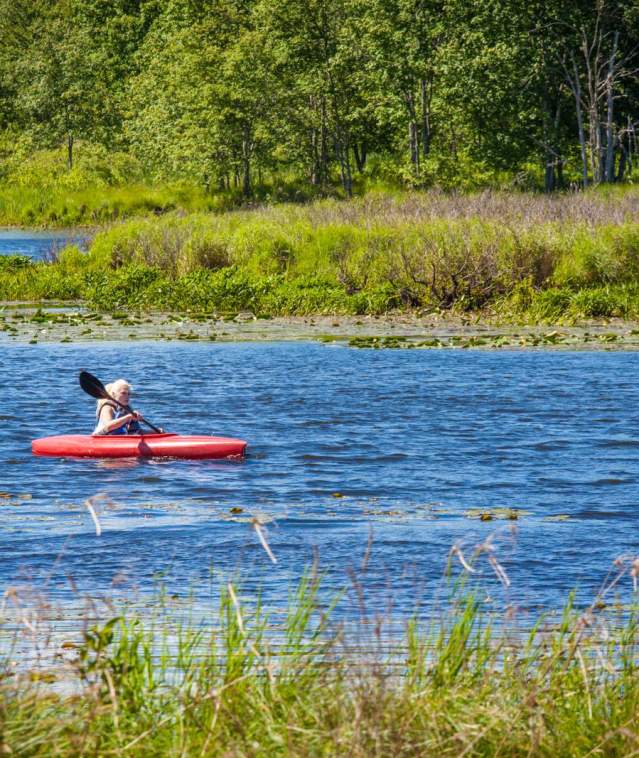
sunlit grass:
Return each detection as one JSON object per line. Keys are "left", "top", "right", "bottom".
{"left": 3, "top": 552, "right": 639, "bottom": 756}
{"left": 2, "top": 188, "right": 639, "bottom": 319}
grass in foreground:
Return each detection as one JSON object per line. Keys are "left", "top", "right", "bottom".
{"left": 2, "top": 188, "right": 639, "bottom": 321}
{"left": 3, "top": 554, "right": 639, "bottom": 756}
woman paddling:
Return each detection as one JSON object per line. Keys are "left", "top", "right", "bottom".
{"left": 94, "top": 379, "right": 145, "bottom": 435}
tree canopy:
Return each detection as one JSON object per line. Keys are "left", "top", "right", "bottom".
{"left": 0, "top": 0, "right": 637, "bottom": 194}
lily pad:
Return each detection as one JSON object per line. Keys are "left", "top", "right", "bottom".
{"left": 464, "top": 507, "right": 530, "bottom": 521}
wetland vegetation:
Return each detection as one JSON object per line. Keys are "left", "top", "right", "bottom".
{"left": 1, "top": 0, "right": 638, "bottom": 324}
{"left": 3, "top": 562, "right": 639, "bottom": 757}
{"left": 2, "top": 188, "right": 639, "bottom": 324}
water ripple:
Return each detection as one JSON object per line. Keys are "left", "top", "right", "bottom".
{"left": 1, "top": 343, "right": 639, "bottom": 616}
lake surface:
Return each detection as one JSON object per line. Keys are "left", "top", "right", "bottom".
{"left": 1, "top": 342, "right": 638, "bottom": 624}
{"left": 0, "top": 229, "right": 88, "bottom": 259}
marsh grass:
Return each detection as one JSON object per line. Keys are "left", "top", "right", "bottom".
{"left": 0, "top": 183, "right": 237, "bottom": 227}
{"left": 3, "top": 188, "right": 639, "bottom": 320}
{"left": 3, "top": 549, "right": 639, "bottom": 756}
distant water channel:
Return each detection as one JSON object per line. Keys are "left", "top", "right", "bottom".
{"left": 0, "top": 229, "right": 88, "bottom": 260}
{"left": 2, "top": 342, "right": 639, "bottom": 622}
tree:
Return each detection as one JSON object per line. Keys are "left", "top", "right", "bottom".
{"left": 557, "top": 0, "right": 638, "bottom": 185}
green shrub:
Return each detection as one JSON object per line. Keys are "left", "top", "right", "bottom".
{"left": 0, "top": 254, "right": 33, "bottom": 270}
{"left": 568, "top": 286, "right": 630, "bottom": 318}
{"left": 3, "top": 190, "right": 639, "bottom": 319}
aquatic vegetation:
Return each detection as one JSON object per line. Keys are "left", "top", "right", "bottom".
{"left": 6, "top": 299, "right": 639, "bottom": 348}
{"left": 3, "top": 189, "right": 639, "bottom": 321}
{"left": 3, "top": 560, "right": 639, "bottom": 755}
{"left": 463, "top": 507, "right": 530, "bottom": 521}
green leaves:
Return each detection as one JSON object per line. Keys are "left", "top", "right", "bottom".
{"left": 0, "top": 0, "right": 637, "bottom": 192}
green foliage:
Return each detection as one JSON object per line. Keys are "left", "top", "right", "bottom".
{"left": 2, "top": 142, "right": 143, "bottom": 191}
{"left": 0, "top": 254, "right": 32, "bottom": 270}
{"left": 0, "top": 0, "right": 637, "bottom": 195}
{"left": 521, "top": 284, "right": 639, "bottom": 321}
{"left": 3, "top": 190, "right": 639, "bottom": 319}
{"left": 4, "top": 574, "right": 639, "bottom": 755}
{"left": 553, "top": 224, "right": 639, "bottom": 288}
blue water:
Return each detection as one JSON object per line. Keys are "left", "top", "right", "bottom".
{"left": 0, "top": 229, "right": 88, "bottom": 260}
{"left": 2, "top": 341, "right": 638, "bottom": 620}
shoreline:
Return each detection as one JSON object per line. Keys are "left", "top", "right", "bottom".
{"left": 2, "top": 302, "right": 639, "bottom": 349}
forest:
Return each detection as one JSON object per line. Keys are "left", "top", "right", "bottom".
{"left": 0, "top": 0, "right": 637, "bottom": 198}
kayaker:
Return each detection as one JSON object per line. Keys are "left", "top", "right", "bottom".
{"left": 94, "top": 379, "right": 145, "bottom": 435}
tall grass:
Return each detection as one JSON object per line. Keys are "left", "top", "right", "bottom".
{"left": 3, "top": 188, "right": 639, "bottom": 319}
{"left": 3, "top": 555, "right": 639, "bottom": 756}
{"left": 0, "top": 183, "right": 239, "bottom": 227}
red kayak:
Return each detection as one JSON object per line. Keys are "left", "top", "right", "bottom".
{"left": 32, "top": 433, "right": 247, "bottom": 460}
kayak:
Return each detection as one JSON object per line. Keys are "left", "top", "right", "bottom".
{"left": 31, "top": 433, "right": 247, "bottom": 460}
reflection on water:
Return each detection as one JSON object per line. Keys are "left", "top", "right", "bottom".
{"left": 1, "top": 341, "right": 639, "bottom": 621}
{"left": 94, "top": 458, "right": 143, "bottom": 471}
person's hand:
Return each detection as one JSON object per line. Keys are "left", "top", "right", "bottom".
{"left": 131, "top": 411, "right": 143, "bottom": 421}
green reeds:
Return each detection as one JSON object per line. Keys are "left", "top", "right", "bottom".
{"left": 3, "top": 559, "right": 639, "bottom": 756}
{"left": 3, "top": 188, "right": 639, "bottom": 319}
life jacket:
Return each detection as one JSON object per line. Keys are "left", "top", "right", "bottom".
{"left": 97, "top": 401, "right": 143, "bottom": 435}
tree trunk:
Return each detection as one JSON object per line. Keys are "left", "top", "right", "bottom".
{"left": 328, "top": 86, "right": 352, "bottom": 196}
{"left": 542, "top": 99, "right": 554, "bottom": 193}
{"left": 67, "top": 133, "right": 73, "bottom": 170}
{"left": 617, "top": 144, "right": 627, "bottom": 181}
{"left": 409, "top": 121, "right": 419, "bottom": 174}
{"left": 406, "top": 92, "right": 419, "bottom": 174}
{"left": 556, "top": 158, "right": 564, "bottom": 189}
{"left": 353, "top": 143, "right": 367, "bottom": 173}
{"left": 420, "top": 76, "right": 432, "bottom": 158}
{"left": 588, "top": 104, "right": 601, "bottom": 182}
{"left": 310, "top": 96, "right": 322, "bottom": 185}
{"left": 336, "top": 136, "right": 352, "bottom": 197}
{"left": 320, "top": 98, "right": 329, "bottom": 185}
{"left": 242, "top": 152, "right": 251, "bottom": 198}
{"left": 604, "top": 31, "right": 619, "bottom": 182}
{"left": 544, "top": 158, "right": 555, "bottom": 193}
{"left": 311, "top": 98, "right": 329, "bottom": 186}
{"left": 628, "top": 117, "right": 636, "bottom": 178}
{"left": 310, "top": 126, "right": 320, "bottom": 185}
{"left": 581, "top": 33, "right": 603, "bottom": 183}
{"left": 599, "top": 124, "right": 607, "bottom": 181}
{"left": 571, "top": 58, "right": 589, "bottom": 187}
{"left": 242, "top": 125, "right": 252, "bottom": 198}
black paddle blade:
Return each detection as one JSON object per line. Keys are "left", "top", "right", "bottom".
{"left": 79, "top": 370, "right": 110, "bottom": 400}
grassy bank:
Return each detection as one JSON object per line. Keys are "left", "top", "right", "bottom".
{"left": 0, "top": 144, "right": 339, "bottom": 226}
{"left": 3, "top": 564, "right": 639, "bottom": 756}
{"left": 3, "top": 188, "right": 639, "bottom": 320}
{"left": 0, "top": 182, "right": 234, "bottom": 226}
{"left": 0, "top": 144, "right": 250, "bottom": 226}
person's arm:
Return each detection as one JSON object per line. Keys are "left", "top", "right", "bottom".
{"left": 95, "top": 405, "right": 139, "bottom": 434}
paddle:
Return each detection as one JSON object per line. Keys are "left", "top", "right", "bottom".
{"left": 79, "top": 370, "right": 164, "bottom": 434}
